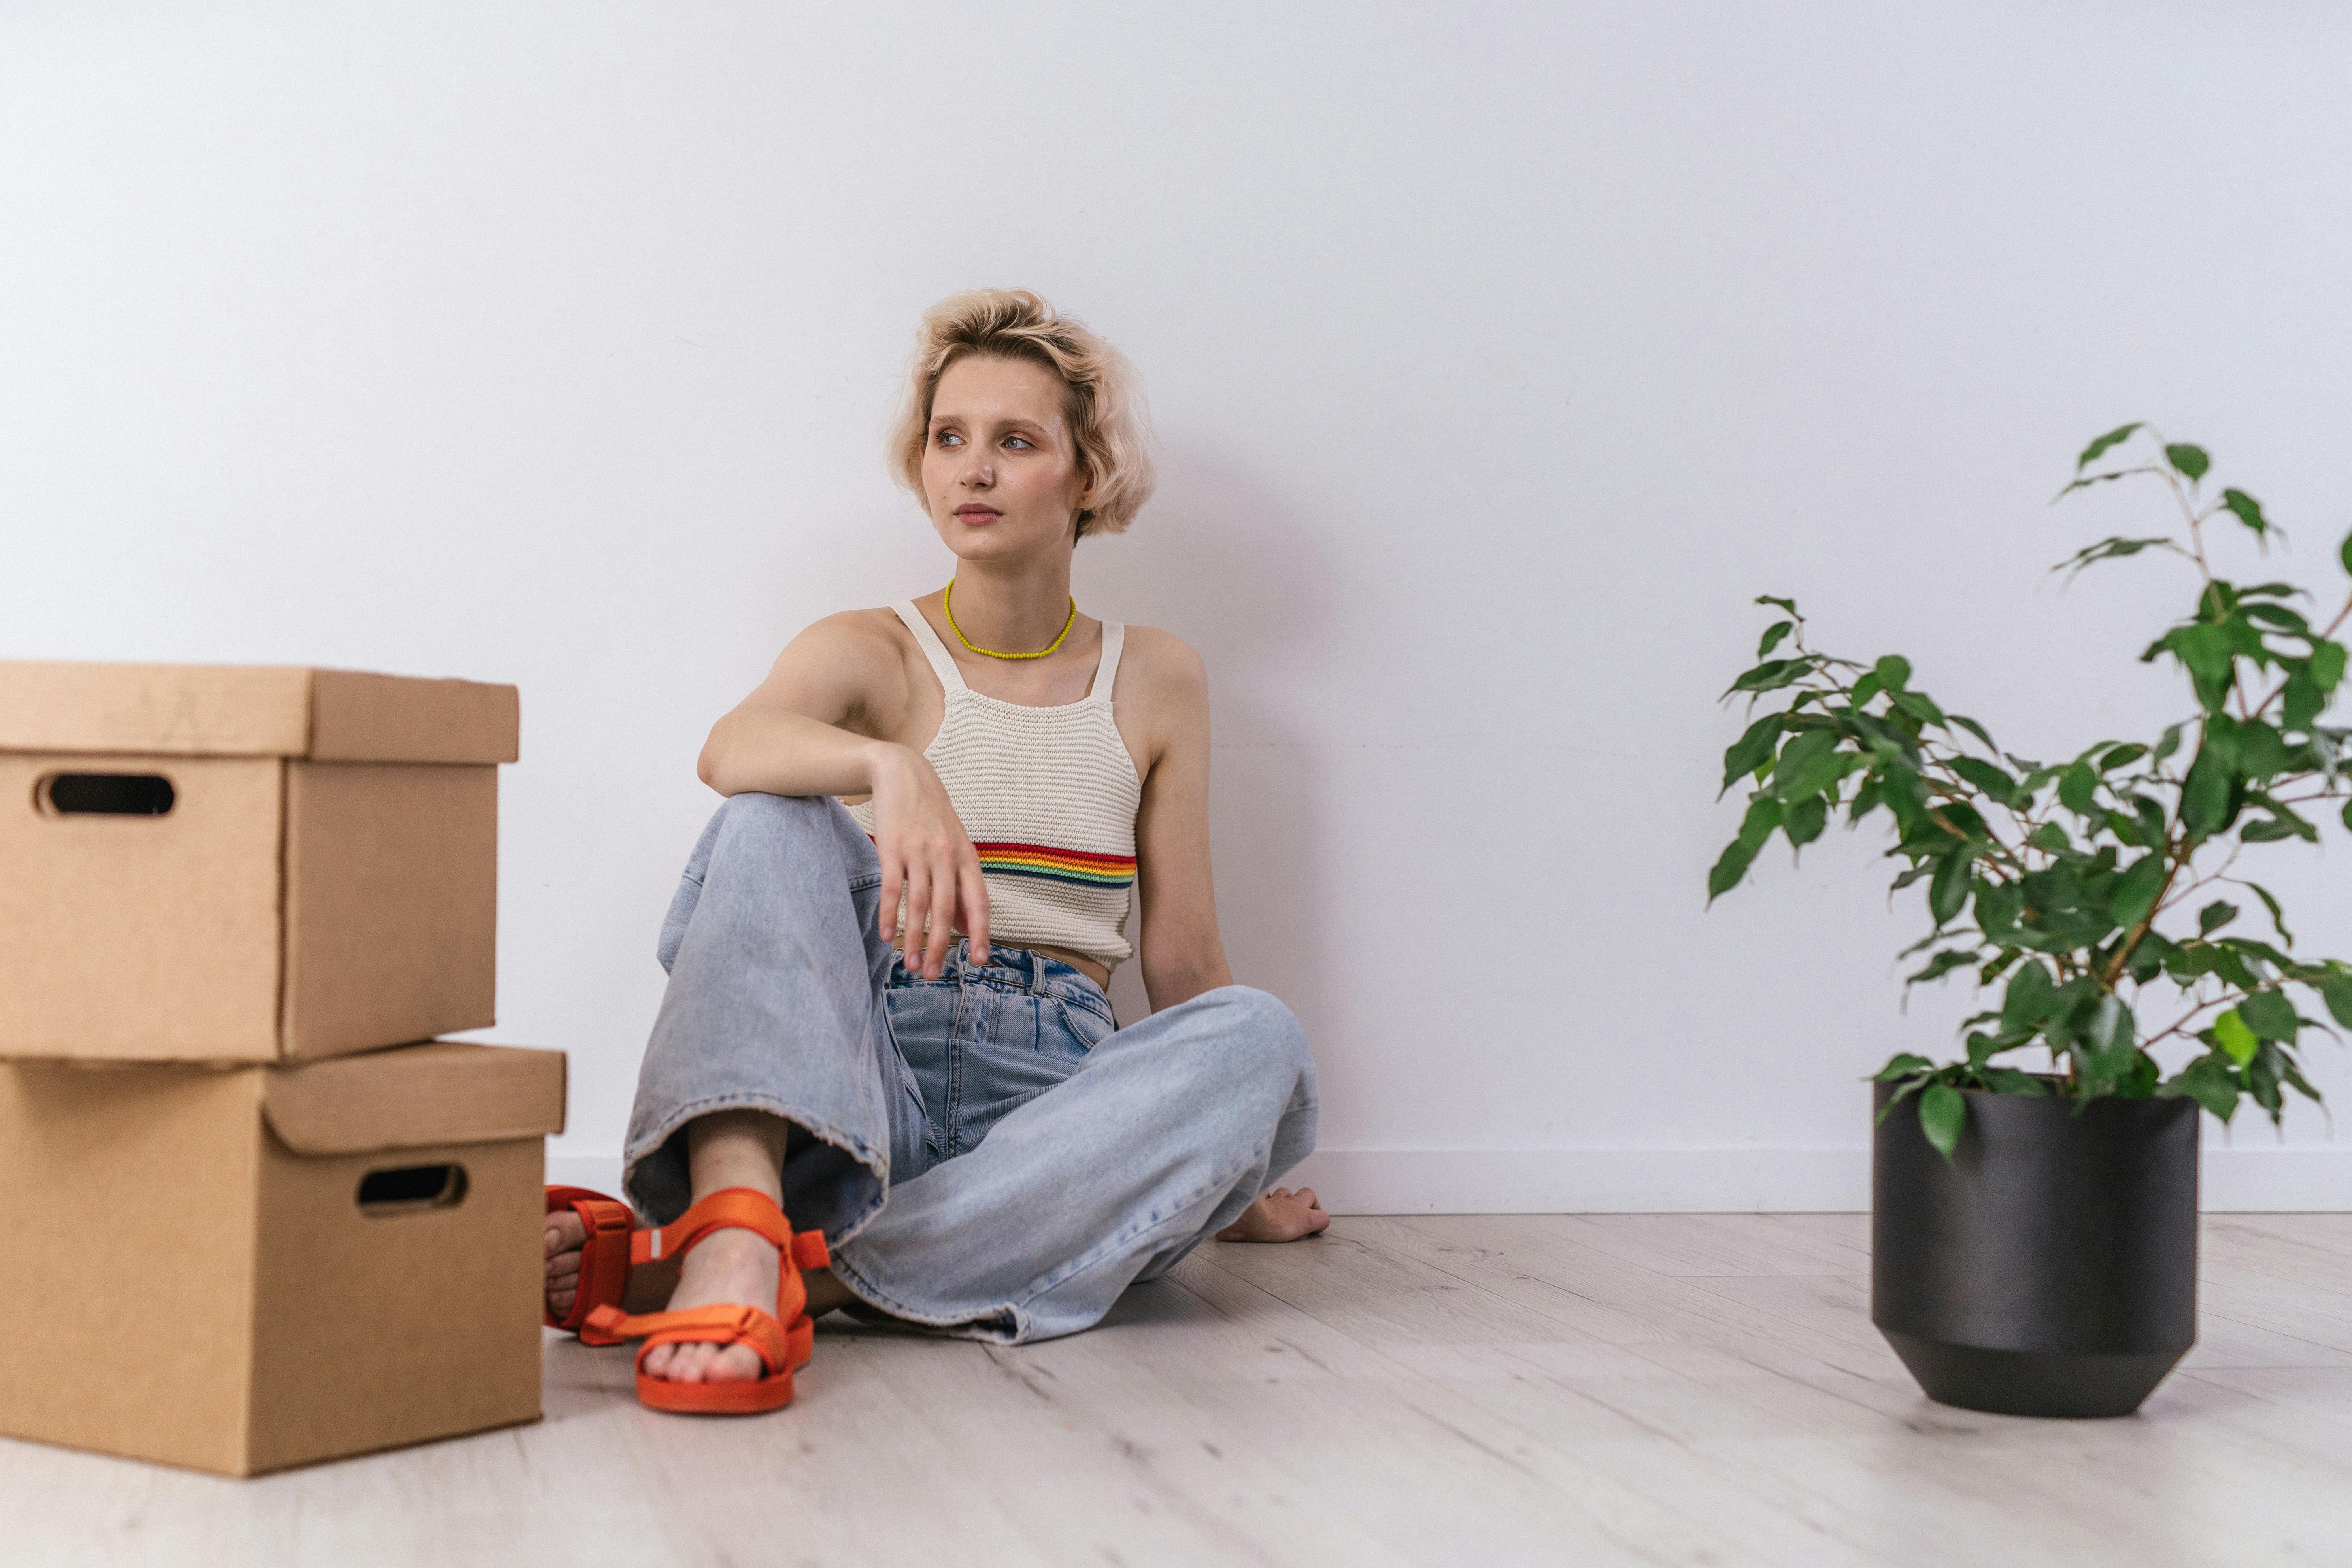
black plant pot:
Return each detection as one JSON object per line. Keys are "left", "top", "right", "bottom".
{"left": 1871, "top": 1081, "right": 2199, "bottom": 1418}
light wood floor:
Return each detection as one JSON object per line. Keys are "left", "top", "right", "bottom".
{"left": 7, "top": 1214, "right": 2351, "bottom": 1567}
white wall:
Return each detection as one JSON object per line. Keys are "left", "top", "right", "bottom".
{"left": 6, "top": 3, "right": 2350, "bottom": 1210}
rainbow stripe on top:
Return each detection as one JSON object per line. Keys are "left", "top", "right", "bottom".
{"left": 974, "top": 841, "right": 1137, "bottom": 889}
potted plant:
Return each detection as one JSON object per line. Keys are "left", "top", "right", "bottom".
{"left": 1709, "top": 426, "right": 2352, "bottom": 1417}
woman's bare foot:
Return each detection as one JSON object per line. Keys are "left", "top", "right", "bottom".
{"left": 1216, "top": 1186, "right": 1330, "bottom": 1242}
{"left": 544, "top": 1207, "right": 857, "bottom": 1383}
{"left": 638, "top": 1228, "right": 781, "bottom": 1384}
{"left": 544, "top": 1208, "right": 588, "bottom": 1321}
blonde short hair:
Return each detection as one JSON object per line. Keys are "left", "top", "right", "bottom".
{"left": 890, "top": 289, "right": 1155, "bottom": 539}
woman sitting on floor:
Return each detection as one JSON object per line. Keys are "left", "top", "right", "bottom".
{"left": 542, "top": 288, "right": 1327, "bottom": 1414}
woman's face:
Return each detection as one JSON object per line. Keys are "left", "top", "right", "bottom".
{"left": 920, "top": 353, "right": 1094, "bottom": 564}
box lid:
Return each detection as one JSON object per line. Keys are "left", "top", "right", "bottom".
{"left": 0, "top": 664, "right": 519, "bottom": 764}
{"left": 261, "top": 1042, "right": 566, "bottom": 1155}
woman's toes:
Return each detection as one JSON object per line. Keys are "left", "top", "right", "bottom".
{"left": 545, "top": 1212, "right": 585, "bottom": 1257}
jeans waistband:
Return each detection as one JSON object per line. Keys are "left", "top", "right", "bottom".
{"left": 894, "top": 938, "right": 1108, "bottom": 1004}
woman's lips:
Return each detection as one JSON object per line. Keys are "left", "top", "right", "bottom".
{"left": 955, "top": 506, "right": 1002, "bottom": 523}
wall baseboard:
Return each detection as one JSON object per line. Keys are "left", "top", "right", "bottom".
{"left": 547, "top": 1146, "right": 2352, "bottom": 1215}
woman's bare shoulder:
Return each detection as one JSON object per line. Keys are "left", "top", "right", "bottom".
{"left": 1116, "top": 624, "right": 1208, "bottom": 690}
{"left": 745, "top": 608, "right": 921, "bottom": 721}
{"left": 1112, "top": 625, "right": 1209, "bottom": 735}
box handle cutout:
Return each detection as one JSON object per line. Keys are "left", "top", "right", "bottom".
{"left": 357, "top": 1164, "right": 469, "bottom": 1216}
{"left": 41, "top": 773, "right": 176, "bottom": 817}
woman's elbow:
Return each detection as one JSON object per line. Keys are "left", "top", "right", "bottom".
{"left": 696, "top": 720, "right": 733, "bottom": 792}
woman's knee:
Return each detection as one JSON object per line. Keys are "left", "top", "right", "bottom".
{"left": 1191, "top": 985, "right": 1312, "bottom": 1085}
{"left": 702, "top": 791, "right": 857, "bottom": 871}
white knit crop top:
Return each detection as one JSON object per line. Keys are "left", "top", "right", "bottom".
{"left": 846, "top": 600, "right": 1143, "bottom": 970}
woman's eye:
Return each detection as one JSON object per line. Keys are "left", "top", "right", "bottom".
{"left": 936, "top": 431, "right": 963, "bottom": 447}
{"left": 1004, "top": 436, "right": 1033, "bottom": 451}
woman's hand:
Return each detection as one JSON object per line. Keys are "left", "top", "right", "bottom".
{"left": 866, "top": 742, "right": 989, "bottom": 978}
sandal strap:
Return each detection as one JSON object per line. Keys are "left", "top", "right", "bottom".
{"left": 630, "top": 1186, "right": 795, "bottom": 1266}
{"left": 589, "top": 1302, "right": 794, "bottom": 1376}
{"left": 545, "top": 1186, "right": 636, "bottom": 1333}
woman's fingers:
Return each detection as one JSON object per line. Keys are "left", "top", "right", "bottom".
{"left": 961, "top": 856, "right": 991, "bottom": 966}
{"left": 901, "top": 861, "right": 933, "bottom": 974}
{"left": 876, "top": 847, "right": 904, "bottom": 945}
{"left": 921, "top": 847, "right": 958, "bottom": 976}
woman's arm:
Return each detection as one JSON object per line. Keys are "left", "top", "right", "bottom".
{"left": 698, "top": 612, "right": 988, "bottom": 978}
{"left": 1128, "top": 630, "right": 1233, "bottom": 1011}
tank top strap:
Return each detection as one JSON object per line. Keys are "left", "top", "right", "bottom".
{"left": 889, "top": 600, "right": 966, "bottom": 692}
{"left": 1089, "top": 621, "right": 1126, "bottom": 702}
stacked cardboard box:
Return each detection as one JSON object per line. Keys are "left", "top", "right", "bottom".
{"left": 0, "top": 663, "right": 566, "bottom": 1476}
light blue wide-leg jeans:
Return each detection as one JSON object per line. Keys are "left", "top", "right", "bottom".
{"left": 621, "top": 792, "right": 1319, "bottom": 1343}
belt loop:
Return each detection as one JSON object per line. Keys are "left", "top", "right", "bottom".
{"left": 1029, "top": 949, "right": 1045, "bottom": 995}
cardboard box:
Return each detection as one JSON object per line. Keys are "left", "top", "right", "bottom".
{"left": 0, "top": 1041, "right": 565, "bottom": 1476}
{"left": 0, "top": 663, "right": 519, "bottom": 1062}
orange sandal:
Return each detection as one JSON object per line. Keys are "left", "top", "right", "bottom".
{"left": 544, "top": 1185, "right": 641, "bottom": 1343}
{"left": 579, "top": 1186, "right": 831, "bottom": 1415}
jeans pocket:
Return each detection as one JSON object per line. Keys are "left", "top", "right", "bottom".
{"left": 1050, "top": 995, "right": 1116, "bottom": 1055}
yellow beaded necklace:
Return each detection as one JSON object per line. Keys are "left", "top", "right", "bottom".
{"left": 942, "top": 580, "right": 1076, "bottom": 660}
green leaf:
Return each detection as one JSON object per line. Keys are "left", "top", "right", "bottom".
{"left": 1706, "top": 838, "right": 1758, "bottom": 902}
{"left": 2152, "top": 723, "right": 2185, "bottom": 765}
{"left": 2058, "top": 762, "right": 2098, "bottom": 816}
{"left": 2165, "top": 443, "right": 2210, "bottom": 481}
{"left": 2026, "top": 822, "right": 2071, "bottom": 853}
{"left": 1948, "top": 756, "right": 2018, "bottom": 801}
{"left": 1757, "top": 621, "right": 1794, "bottom": 659}
{"left": 1726, "top": 658, "right": 1808, "bottom": 696}
{"left": 2054, "top": 536, "right": 2179, "bottom": 580}
{"left": 1929, "top": 849, "right": 1972, "bottom": 926}
{"left": 2182, "top": 745, "right": 2233, "bottom": 838}
{"left": 2001, "top": 960, "right": 2056, "bottom": 1032}
{"left": 1772, "top": 729, "right": 1845, "bottom": 801}
{"left": 2243, "top": 882, "right": 2292, "bottom": 946}
{"left": 1918, "top": 1083, "right": 1965, "bottom": 1160}
{"left": 2076, "top": 423, "right": 2142, "bottom": 470}
{"left": 2082, "top": 994, "right": 2138, "bottom": 1077}
{"left": 2163, "top": 1055, "right": 2240, "bottom": 1121}
{"left": 2110, "top": 853, "right": 2168, "bottom": 928}
{"left": 1707, "top": 796, "right": 1784, "bottom": 902}
{"left": 1890, "top": 690, "right": 1947, "bottom": 728}
{"left": 2341, "top": 529, "right": 2352, "bottom": 577}
{"left": 1874, "top": 1053, "right": 1935, "bottom": 1081}
{"left": 2198, "top": 900, "right": 2239, "bottom": 935}
{"left": 2318, "top": 976, "right": 2352, "bottom": 1030}
{"left": 1873, "top": 655, "right": 1912, "bottom": 693}
{"left": 2166, "top": 623, "right": 2236, "bottom": 692}
{"left": 2097, "top": 743, "right": 2149, "bottom": 772}
{"left": 2219, "top": 489, "right": 2270, "bottom": 536}
{"left": 1849, "top": 672, "right": 1883, "bottom": 709}
{"left": 2242, "top": 813, "right": 2316, "bottom": 844}
{"left": 1755, "top": 595, "right": 1800, "bottom": 616}
{"left": 1783, "top": 794, "right": 1829, "bottom": 848}
{"left": 1978, "top": 1066, "right": 2051, "bottom": 1096}
{"left": 2212, "top": 1009, "right": 2259, "bottom": 1067}
{"left": 1907, "top": 949, "right": 1981, "bottom": 987}
{"left": 2283, "top": 673, "right": 2324, "bottom": 733}
{"left": 1721, "top": 715, "right": 1785, "bottom": 792}
{"left": 2312, "top": 640, "right": 2347, "bottom": 693}
{"left": 2242, "top": 602, "right": 2311, "bottom": 634}
{"left": 1950, "top": 714, "right": 1999, "bottom": 752}
{"left": 2239, "top": 723, "right": 2289, "bottom": 780}
{"left": 2238, "top": 989, "right": 2300, "bottom": 1043}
